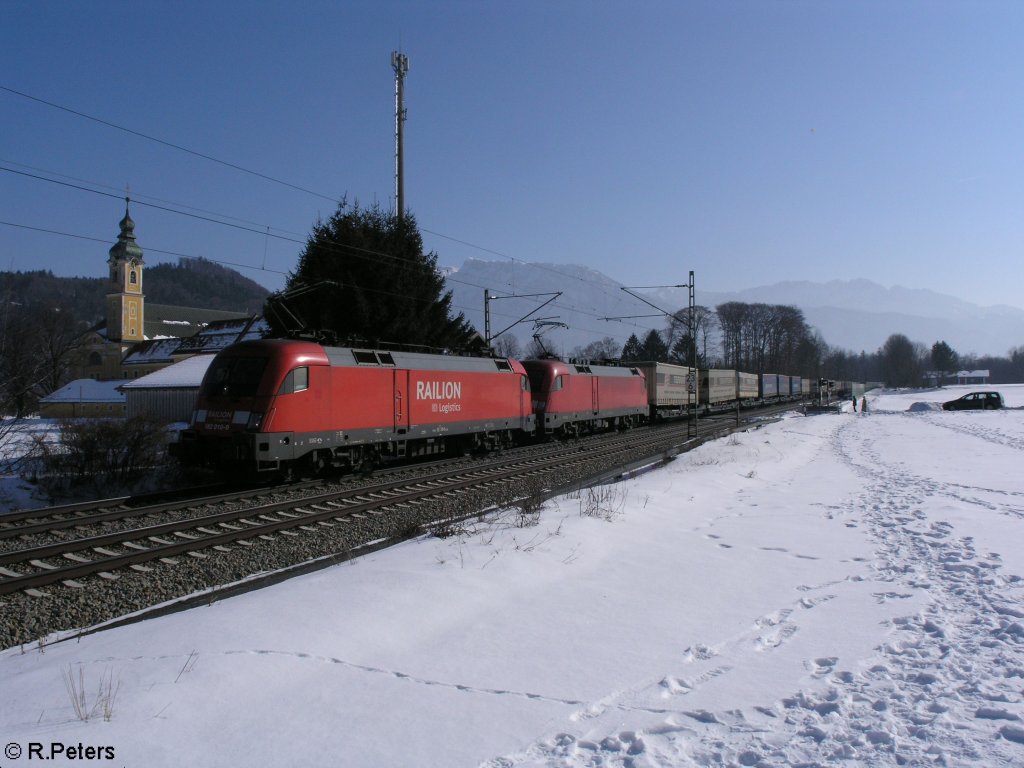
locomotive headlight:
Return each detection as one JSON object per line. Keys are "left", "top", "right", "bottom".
{"left": 246, "top": 411, "right": 264, "bottom": 431}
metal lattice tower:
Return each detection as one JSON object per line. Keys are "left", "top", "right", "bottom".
{"left": 391, "top": 51, "right": 409, "bottom": 221}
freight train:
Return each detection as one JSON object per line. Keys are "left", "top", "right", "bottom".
{"left": 175, "top": 339, "right": 820, "bottom": 479}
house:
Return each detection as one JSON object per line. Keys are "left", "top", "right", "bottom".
{"left": 39, "top": 379, "right": 125, "bottom": 418}
{"left": 956, "top": 370, "right": 990, "bottom": 385}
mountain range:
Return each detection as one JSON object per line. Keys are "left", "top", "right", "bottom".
{"left": 444, "top": 260, "right": 1024, "bottom": 358}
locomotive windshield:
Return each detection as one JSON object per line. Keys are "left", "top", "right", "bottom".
{"left": 202, "top": 356, "right": 268, "bottom": 398}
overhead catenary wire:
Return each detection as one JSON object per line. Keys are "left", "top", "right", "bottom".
{"left": 2, "top": 86, "right": 679, "bottom": 344}
{"left": 3, "top": 168, "right": 669, "bottom": 348}
{"left": 1, "top": 85, "right": 340, "bottom": 205}
{"left": 2, "top": 85, "right": 676, "bottom": 306}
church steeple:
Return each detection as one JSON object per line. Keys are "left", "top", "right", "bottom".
{"left": 105, "top": 198, "right": 145, "bottom": 342}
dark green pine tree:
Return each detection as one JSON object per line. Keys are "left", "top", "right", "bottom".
{"left": 620, "top": 333, "right": 643, "bottom": 362}
{"left": 639, "top": 329, "right": 670, "bottom": 362}
{"left": 266, "top": 202, "right": 476, "bottom": 350}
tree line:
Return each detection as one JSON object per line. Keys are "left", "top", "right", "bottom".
{"left": 556, "top": 302, "right": 1024, "bottom": 388}
{"left": 5, "top": 198, "right": 1024, "bottom": 424}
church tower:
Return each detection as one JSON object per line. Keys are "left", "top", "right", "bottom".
{"left": 105, "top": 198, "right": 145, "bottom": 342}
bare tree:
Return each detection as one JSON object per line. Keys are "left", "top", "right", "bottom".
{"left": 666, "top": 306, "right": 715, "bottom": 367}
{"left": 491, "top": 333, "right": 522, "bottom": 359}
{"left": 570, "top": 337, "right": 622, "bottom": 362}
{"left": 716, "top": 302, "right": 747, "bottom": 369}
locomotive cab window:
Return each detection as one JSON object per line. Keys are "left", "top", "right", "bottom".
{"left": 202, "top": 357, "right": 268, "bottom": 398}
{"left": 278, "top": 366, "right": 309, "bottom": 395}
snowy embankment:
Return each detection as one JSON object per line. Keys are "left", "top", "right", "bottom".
{"left": 2, "top": 386, "right": 1024, "bottom": 767}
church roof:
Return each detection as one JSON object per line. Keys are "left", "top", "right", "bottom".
{"left": 108, "top": 199, "right": 144, "bottom": 264}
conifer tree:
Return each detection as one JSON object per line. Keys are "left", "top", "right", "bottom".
{"left": 266, "top": 202, "right": 475, "bottom": 349}
{"left": 620, "top": 333, "right": 643, "bottom": 362}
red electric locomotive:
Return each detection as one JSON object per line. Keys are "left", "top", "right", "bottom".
{"left": 521, "top": 359, "right": 648, "bottom": 437}
{"left": 177, "top": 339, "right": 534, "bottom": 477}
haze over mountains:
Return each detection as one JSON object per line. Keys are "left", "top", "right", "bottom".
{"left": 446, "top": 259, "right": 1024, "bottom": 358}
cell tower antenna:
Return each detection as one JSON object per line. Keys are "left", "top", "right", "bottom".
{"left": 391, "top": 50, "right": 410, "bottom": 222}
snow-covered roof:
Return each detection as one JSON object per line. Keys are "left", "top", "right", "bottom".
{"left": 174, "top": 316, "right": 266, "bottom": 355}
{"left": 118, "top": 354, "right": 214, "bottom": 390}
{"left": 40, "top": 379, "right": 125, "bottom": 404}
{"left": 122, "top": 337, "right": 182, "bottom": 365}
{"left": 956, "top": 369, "right": 990, "bottom": 377}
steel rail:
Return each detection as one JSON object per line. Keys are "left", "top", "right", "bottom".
{"left": 0, "top": 404, "right": 799, "bottom": 597}
{"left": 0, "top": 449, "right": 609, "bottom": 595}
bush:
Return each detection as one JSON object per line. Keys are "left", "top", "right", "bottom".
{"left": 31, "top": 415, "right": 171, "bottom": 493}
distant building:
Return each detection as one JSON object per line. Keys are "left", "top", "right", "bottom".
{"left": 956, "top": 370, "right": 990, "bottom": 385}
{"left": 119, "top": 355, "right": 215, "bottom": 424}
{"left": 39, "top": 379, "right": 125, "bottom": 418}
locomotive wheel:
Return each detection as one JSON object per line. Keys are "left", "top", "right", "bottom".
{"left": 310, "top": 450, "right": 328, "bottom": 476}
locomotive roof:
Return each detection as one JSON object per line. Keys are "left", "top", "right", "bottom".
{"left": 324, "top": 346, "right": 521, "bottom": 374}
{"left": 222, "top": 339, "right": 523, "bottom": 374}
{"left": 521, "top": 358, "right": 643, "bottom": 378}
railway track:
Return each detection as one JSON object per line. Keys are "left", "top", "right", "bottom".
{"left": 0, "top": 405, "right": 794, "bottom": 647}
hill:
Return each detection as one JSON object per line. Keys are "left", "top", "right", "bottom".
{"left": 444, "top": 260, "right": 1024, "bottom": 358}
{"left": 0, "top": 258, "right": 270, "bottom": 325}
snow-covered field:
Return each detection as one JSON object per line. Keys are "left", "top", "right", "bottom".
{"left": 2, "top": 385, "right": 1024, "bottom": 767}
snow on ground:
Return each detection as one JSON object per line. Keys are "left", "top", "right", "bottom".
{"left": 2, "top": 386, "right": 1024, "bottom": 767}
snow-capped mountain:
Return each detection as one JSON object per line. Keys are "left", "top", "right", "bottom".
{"left": 444, "top": 260, "right": 1024, "bottom": 357}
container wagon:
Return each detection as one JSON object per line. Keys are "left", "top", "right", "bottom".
{"left": 632, "top": 362, "right": 699, "bottom": 420}
{"left": 760, "top": 373, "right": 780, "bottom": 400}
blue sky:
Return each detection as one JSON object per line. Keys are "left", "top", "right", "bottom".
{"left": 3, "top": 0, "right": 1022, "bottom": 313}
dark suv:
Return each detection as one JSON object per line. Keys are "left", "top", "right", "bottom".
{"left": 942, "top": 391, "right": 1004, "bottom": 411}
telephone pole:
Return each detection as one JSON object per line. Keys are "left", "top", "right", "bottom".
{"left": 391, "top": 51, "right": 409, "bottom": 222}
